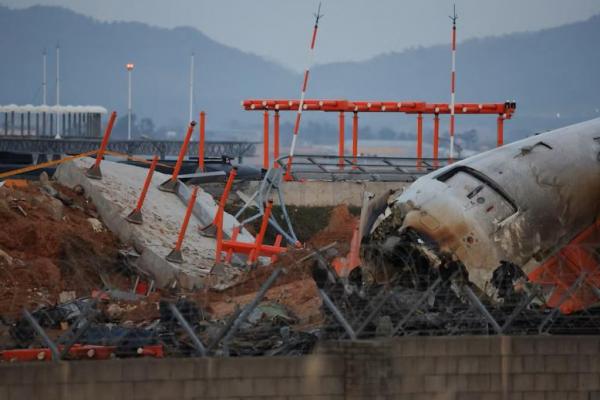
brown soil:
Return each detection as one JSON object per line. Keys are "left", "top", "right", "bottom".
{"left": 308, "top": 204, "right": 358, "bottom": 250}
{"left": 0, "top": 181, "right": 124, "bottom": 319}
{"left": 0, "top": 180, "right": 354, "bottom": 333}
{"left": 199, "top": 204, "right": 358, "bottom": 327}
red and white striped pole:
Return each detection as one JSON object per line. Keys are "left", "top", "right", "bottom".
{"left": 449, "top": 4, "right": 458, "bottom": 161}
{"left": 284, "top": 2, "right": 323, "bottom": 181}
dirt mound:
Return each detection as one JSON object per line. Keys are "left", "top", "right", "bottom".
{"left": 0, "top": 181, "right": 123, "bottom": 318}
{"left": 309, "top": 204, "right": 358, "bottom": 249}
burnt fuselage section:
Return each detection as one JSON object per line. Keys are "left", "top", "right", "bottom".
{"left": 362, "top": 118, "right": 600, "bottom": 296}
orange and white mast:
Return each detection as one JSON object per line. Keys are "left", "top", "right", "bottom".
{"left": 284, "top": 2, "right": 323, "bottom": 181}
{"left": 449, "top": 4, "right": 458, "bottom": 160}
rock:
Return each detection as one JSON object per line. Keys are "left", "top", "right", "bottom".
{"left": 58, "top": 291, "right": 76, "bottom": 304}
{"left": 0, "top": 248, "right": 13, "bottom": 265}
{"left": 43, "top": 197, "right": 64, "bottom": 221}
{"left": 39, "top": 171, "right": 50, "bottom": 184}
{"left": 106, "top": 303, "right": 125, "bottom": 320}
{"left": 73, "top": 185, "right": 85, "bottom": 196}
{"left": 87, "top": 218, "right": 105, "bottom": 233}
{"left": 40, "top": 183, "right": 59, "bottom": 198}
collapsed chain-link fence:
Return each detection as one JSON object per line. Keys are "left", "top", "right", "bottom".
{"left": 2, "top": 240, "right": 600, "bottom": 363}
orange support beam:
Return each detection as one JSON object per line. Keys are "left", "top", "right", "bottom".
{"left": 433, "top": 113, "right": 440, "bottom": 166}
{"left": 497, "top": 114, "right": 504, "bottom": 147}
{"left": 338, "top": 111, "right": 345, "bottom": 169}
{"left": 248, "top": 200, "right": 274, "bottom": 264}
{"left": 243, "top": 99, "right": 516, "bottom": 118}
{"left": 126, "top": 155, "right": 159, "bottom": 225}
{"left": 86, "top": 111, "right": 117, "bottom": 179}
{"left": 263, "top": 110, "right": 269, "bottom": 170}
{"left": 352, "top": 111, "right": 358, "bottom": 168}
{"left": 273, "top": 111, "right": 280, "bottom": 168}
{"left": 198, "top": 111, "right": 206, "bottom": 172}
{"left": 166, "top": 186, "right": 199, "bottom": 264}
{"left": 200, "top": 167, "right": 237, "bottom": 238}
{"left": 159, "top": 121, "right": 196, "bottom": 193}
{"left": 416, "top": 112, "right": 423, "bottom": 161}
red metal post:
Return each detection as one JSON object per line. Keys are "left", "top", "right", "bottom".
{"left": 166, "top": 186, "right": 199, "bottom": 264}
{"left": 433, "top": 113, "right": 440, "bottom": 166}
{"left": 159, "top": 121, "right": 196, "bottom": 192}
{"left": 215, "top": 167, "right": 237, "bottom": 225}
{"left": 263, "top": 110, "right": 269, "bottom": 170}
{"left": 198, "top": 111, "right": 205, "bottom": 171}
{"left": 338, "top": 111, "right": 345, "bottom": 169}
{"left": 352, "top": 111, "right": 358, "bottom": 169}
{"left": 126, "top": 155, "right": 159, "bottom": 224}
{"left": 86, "top": 111, "right": 117, "bottom": 179}
{"left": 417, "top": 112, "right": 423, "bottom": 163}
{"left": 273, "top": 111, "right": 280, "bottom": 168}
{"left": 200, "top": 167, "right": 238, "bottom": 238}
{"left": 497, "top": 115, "right": 504, "bottom": 147}
{"left": 248, "top": 200, "right": 274, "bottom": 264}
{"left": 215, "top": 212, "right": 224, "bottom": 264}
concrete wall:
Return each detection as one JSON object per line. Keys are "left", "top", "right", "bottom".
{"left": 246, "top": 180, "right": 408, "bottom": 207}
{"left": 2, "top": 336, "right": 600, "bottom": 399}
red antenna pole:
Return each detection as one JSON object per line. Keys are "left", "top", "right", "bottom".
{"left": 449, "top": 4, "right": 458, "bottom": 161}
{"left": 284, "top": 2, "right": 323, "bottom": 181}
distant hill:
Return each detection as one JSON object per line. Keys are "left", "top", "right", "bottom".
{"left": 0, "top": 6, "right": 599, "bottom": 143}
{"left": 310, "top": 14, "right": 600, "bottom": 142}
{"left": 0, "top": 5, "right": 297, "bottom": 139}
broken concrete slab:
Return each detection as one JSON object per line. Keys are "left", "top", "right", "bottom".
{"left": 54, "top": 157, "right": 253, "bottom": 289}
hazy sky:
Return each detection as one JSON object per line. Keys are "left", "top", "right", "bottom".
{"left": 2, "top": 0, "right": 600, "bottom": 70}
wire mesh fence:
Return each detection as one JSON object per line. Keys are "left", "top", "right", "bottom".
{"left": 2, "top": 240, "right": 600, "bottom": 363}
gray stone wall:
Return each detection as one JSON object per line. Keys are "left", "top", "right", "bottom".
{"left": 2, "top": 336, "right": 600, "bottom": 399}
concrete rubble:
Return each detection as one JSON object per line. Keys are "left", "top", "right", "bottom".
{"left": 54, "top": 157, "right": 253, "bottom": 289}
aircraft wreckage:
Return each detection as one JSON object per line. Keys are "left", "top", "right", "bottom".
{"left": 360, "top": 118, "right": 600, "bottom": 309}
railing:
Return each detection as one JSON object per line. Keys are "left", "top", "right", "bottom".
{"left": 276, "top": 154, "right": 452, "bottom": 182}
{"left": 0, "top": 137, "right": 257, "bottom": 161}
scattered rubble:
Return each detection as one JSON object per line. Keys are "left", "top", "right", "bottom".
{"left": 0, "top": 181, "right": 357, "bottom": 360}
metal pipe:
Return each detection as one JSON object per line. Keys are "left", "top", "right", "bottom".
{"left": 353, "top": 291, "right": 393, "bottom": 337}
{"left": 221, "top": 267, "right": 283, "bottom": 355}
{"left": 449, "top": 5, "right": 458, "bottom": 160}
{"left": 168, "top": 303, "right": 207, "bottom": 356}
{"left": 433, "top": 113, "right": 439, "bottom": 163}
{"left": 198, "top": 111, "right": 206, "bottom": 171}
{"left": 189, "top": 53, "right": 194, "bottom": 123}
{"left": 462, "top": 285, "right": 502, "bottom": 334}
{"left": 392, "top": 277, "right": 443, "bottom": 336}
{"left": 319, "top": 288, "right": 357, "bottom": 340}
{"left": 42, "top": 49, "right": 47, "bottom": 105}
{"left": 128, "top": 67, "right": 132, "bottom": 140}
{"left": 273, "top": 111, "right": 280, "bottom": 168}
{"left": 352, "top": 111, "right": 358, "bottom": 168}
{"left": 497, "top": 114, "right": 504, "bottom": 147}
{"left": 23, "top": 309, "right": 61, "bottom": 362}
{"left": 55, "top": 44, "right": 61, "bottom": 139}
{"left": 416, "top": 112, "right": 423, "bottom": 162}
{"left": 338, "top": 111, "right": 345, "bottom": 169}
{"left": 263, "top": 110, "right": 269, "bottom": 170}
{"left": 283, "top": 2, "right": 323, "bottom": 181}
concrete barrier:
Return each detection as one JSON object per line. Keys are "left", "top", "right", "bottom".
{"left": 54, "top": 158, "right": 252, "bottom": 289}
{"left": 245, "top": 180, "right": 409, "bottom": 207}
{"left": 3, "top": 336, "right": 600, "bottom": 399}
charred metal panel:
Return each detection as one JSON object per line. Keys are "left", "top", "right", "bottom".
{"left": 363, "top": 118, "right": 600, "bottom": 294}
